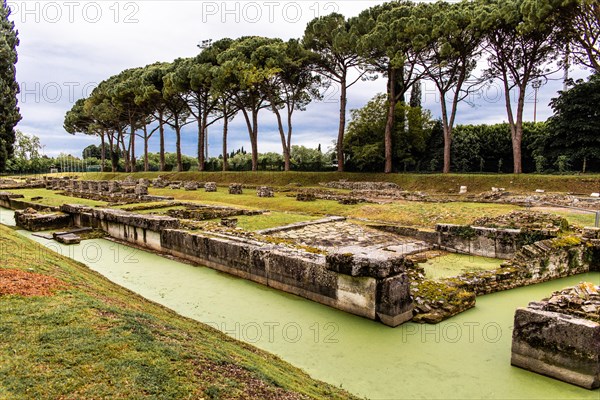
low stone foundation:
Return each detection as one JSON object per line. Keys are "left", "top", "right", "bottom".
{"left": 511, "top": 283, "right": 600, "bottom": 389}
{"left": 49, "top": 204, "right": 414, "bottom": 327}
{"left": 322, "top": 180, "right": 401, "bottom": 191}
{"left": 296, "top": 192, "right": 315, "bottom": 202}
{"left": 257, "top": 186, "right": 274, "bottom": 197}
{"left": 436, "top": 223, "right": 557, "bottom": 259}
{"left": 229, "top": 183, "right": 243, "bottom": 195}
{"left": 167, "top": 204, "right": 264, "bottom": 221}
{"left": 14, "top": 208, "right": 71, "bottom": 232}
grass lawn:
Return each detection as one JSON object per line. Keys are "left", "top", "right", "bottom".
{"left": 0, "top": 224, "right": 355, "bottom": 399}
{"left": 545, "top": 210, "right": 597, "bottom": 228}
{"left": 50, "top": 171, "right": 600, "bottom": 194}
{"left": 8, "top": 188, "right": 107, "bottom": 208}
{"left": 420, "top": 253, "right": 505, "bottom": 281}
{"left": 148, "top": 187, "right": 522, "bottom": 228}
{"left": 209, "top": 212, "right": 319, "bottom": 231}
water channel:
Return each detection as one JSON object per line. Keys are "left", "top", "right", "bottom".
{"left": 2, "top": 207, "right": 598, "bottom": 399}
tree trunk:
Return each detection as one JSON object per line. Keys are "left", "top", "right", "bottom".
{"left": 384, "top": 68, "right": 396, "bottom": 174}
{"left": 176, "top": 123, "right": 182, "bottom": 172}
{"left": 286, "top": 105, "right": 293, "bottom": 172}
{"left": 100, "top": 132, "right": 106, "bottom": 173}
{"left": 143, "top": 125, "right": 149, "bottom": 172}
{"left": 583, "top": 157, "right": 587, "bottom": 174}
{"left": 197, "top": 114, "right": 204, "bottom": 171}
{"left": 159, "top": 110, "right": 166, "bottom": 171}
{"left": 129, "top": 124, "right": 136, "bottom": 173}
{"left": 108, "top": 132, "right": 117, "bottom": 172}
{"left": 272, "top": 104, "right": 290, "bottom": 171}
{"left": 222, "top": 108, "right": 229, "bottom": 172}
{"left": 337, "top": 78, "right": 347, "bottom": 172}
{"left": 200, "top": 112, "right": 209, "bottom": 171}
{"left": 511, "top": 85, "right": 526, "bottom": 174}
{"left": 251, "top": 109, "right": 259, "bottom": 172}
{"left": 440, "top": 92, "right": 452, "bottom": 174}
{"left": 119, "top": 130, "right": 130, "bottom": 173}
{"left": 501, "top": 70, "right": 522, "bottom": 174}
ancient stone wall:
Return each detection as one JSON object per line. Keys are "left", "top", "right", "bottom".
{"left": 511, "top": 283, "right": 600, "bottom": 389}
{"left": 14, "top": 208, "right": 71, "bottom": 231}
{"left": 322, "top": 180, "right": 401, "bottom": 191}
{"left": 52, "top": 204, "right": 413, "bottom": 326}
{"left": 436, "top": 223, "right": 557, "bottom": 259}
{"left": 445, "top": 237, "right": 597, "bottom": 296}
{"left": 159, "top": 228, "right": 412, "bottom": 324}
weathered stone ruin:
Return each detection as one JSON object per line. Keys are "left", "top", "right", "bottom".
{"left": 511, "top": 282, "right": 600, "bottom": 389}
{"left": 108, "top": 180, "right": 121, "bottom": 193}
{"left": 134, "top": 184, "right": 149, "bottom": 196}
{"left": 205, "top": 182, "right": 217, "bottom": 192}
{"left": 296, "top": 192, "right": 316, "bottom": 202}
{"left": 256, "top": 186, "right": 274, "bottom": 197}
{"left": 44, "top": 178, "right": 173, "bottom": 203}
{"left": 228, "top": 183, "right": 243, "bottom": 195}
{"left": 184, "top": 181, "right": 199, "bottom": 191}
{"left": 14, "top": 208, "right": 71, "bottom": 232}
{"left": 27, "top": 204, "right": 415, "bottom": 327}
{"left": 221, "top": 218, "right": 238, "bottom": 228}
{"left": 152, "top": 176, "right": 169, "bottom": 188}
{"left": 322, "top": 180, "right": 401, "bottom": 191}
{"left": 338, "top": 198, "right": 361, "bottom": 205}
{"left": 167, "top": 204, "right": 263, "bottom": 221}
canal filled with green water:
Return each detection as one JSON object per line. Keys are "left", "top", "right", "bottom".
{"left": 2, "top": 207, "right": 598, "bottom": 399}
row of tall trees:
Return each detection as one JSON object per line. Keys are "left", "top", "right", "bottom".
{"left": 0, "top": 0, "right": 21, "bottom": 172}
{"left": 65, "top": 0, "right": 599, "bottom": 174}
{"left": 64, "top": 37, "right": 322, "bottom": 174}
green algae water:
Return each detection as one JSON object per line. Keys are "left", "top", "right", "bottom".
{"left": 421, "top": 253, "right": 504, "bottom": 280}
{"left": 0, "top": 207, "right": 15, "bottom": 226}
{"left": 4, "top": 213, "right": 597, "bottom": 398}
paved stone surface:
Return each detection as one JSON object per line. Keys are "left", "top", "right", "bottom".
{"left": 272, "top": 221, "right": 430, "bottom": 259}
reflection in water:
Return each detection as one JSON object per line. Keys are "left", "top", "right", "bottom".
{"left": 4, "top": 210, "right": 596, "bottom": 399}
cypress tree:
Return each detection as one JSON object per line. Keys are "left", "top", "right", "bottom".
{"left": 0, "top": 0, "right": 21, "bottom": 171}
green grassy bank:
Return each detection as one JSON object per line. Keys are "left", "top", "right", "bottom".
{"left": 0, "top": 225, "right": 355, "bottom": 399}
{"left": 75, "top": 171, "right": 600, "bottom": 194}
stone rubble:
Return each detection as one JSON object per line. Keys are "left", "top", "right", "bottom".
{"left": 322, "top": 180, "right": 401, "bottom": 191}
{"left": 256, "top": 186, "right": 274, "bottom": 197}
{"left": 538, "top": 282, "right": 600, "bottom": 323}
{"left": 184, "top": 181, "right": 199, "bottom": 191}
{"left": 296, "top": 192, "right": 316, "bottom": 202}
{"left": 228, "top": 183, "right": 243, "bottom": 195}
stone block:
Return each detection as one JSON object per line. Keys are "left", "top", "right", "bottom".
{"left": 376, "top": 274, "right": 414, "bottom": 327}
{"left": 108, "top": 181, "right": 121, "bottom": 193}
{"left": 135, "top": 184, "right": 149, "bottom": 196}
{"left": 229, "top": 183, "right": 243, "bottom": 195}
{"left": 256, "top": 186, "right": 274, "bottom": 197}
{"left": 221, "top": 218, "right": 238, "bottom": 228}
{"left": 583, "top": 227, "right": 600, "bottom": 239}
{"left": 296, "top": 192, "right": 316, "bottom": 202}
{"left": 14, "top": 209, "right": 71, "bottom": 232}
{"left": 205, "top": 182, "right": 217, "bottom": 192}
{"left": 511, "top": 307, "right": 600, "bottom": 389}
{"left": 53, "top": 232, "right": 81, "bottom": 245}
{"left": 184, "top": 181, "right": 199, "bottom": 191}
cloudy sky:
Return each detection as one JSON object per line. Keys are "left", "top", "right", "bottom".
{"left": 8, "top": 0, "right": 592, "bottom": 158}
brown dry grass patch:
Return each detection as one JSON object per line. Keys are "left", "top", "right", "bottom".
{"left": 0, "top": 267, "right": 68, "bottom": 297}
